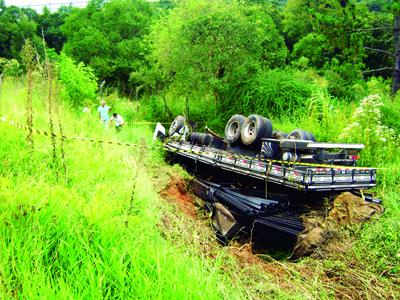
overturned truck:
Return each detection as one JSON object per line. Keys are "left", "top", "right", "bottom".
{"left": 155, "top": 114, "right": 380, "bottom": 253}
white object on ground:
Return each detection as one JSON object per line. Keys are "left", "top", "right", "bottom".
{"left": 153, "top": 123, "right": 166, "bottom": 141}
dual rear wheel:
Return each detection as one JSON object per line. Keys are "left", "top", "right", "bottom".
{"left": 224, "top": 114, "right": 273, "bottom": 146}
{"left": 224, "top": 115, "right": 316, "bottom": 146}
{"left": 169, "top": 114, "right": 316, "bottom": 147}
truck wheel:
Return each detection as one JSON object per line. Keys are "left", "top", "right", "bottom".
{"left": 224, "top": 114, "right": 246, "bottom": 144}
{"left": 305, "top": 132, "right": 316, "bottom": 142}
{"left": 189, "top": 132, "right": 201, "bottom": 144}
{"left": 201, "top": 133, "right": 214, "bottom": 146}
{"left": 272, "top": 130, "right": 288, "bottom": 140}
{"left": 240, "top": 114, "right": 273, "bottom": 146}
{"left": 169, "top": 115, "right": 185, "bottom": 136}
{"left": 288, "top": 129, "right": 316, "bottom": 141}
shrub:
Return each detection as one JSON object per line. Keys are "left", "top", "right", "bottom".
{"left": 292, "top": 33, "right": 333, "bottom": 68}
{"left": 0, "top": 58, "right": 24, "bottom": 77}
{"left": 323, "top": 59, "right": 364, "bottom": 101}
{"left": 243, "top": 69, "right": 313, "bottom": 117}
{"left": 339, "top": 94, "right": 398, "bottom": 165}
{"left": 58, "top": 54, "right": 98, "bottom": 107}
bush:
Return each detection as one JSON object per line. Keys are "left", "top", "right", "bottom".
{"left": 58, "top": 54, "right": 98, "bottom": 107}
{"left": 339, "top": 94, "right": 398, "bottom": 165}
{"left": 292, "top": 33, "right": 333, "bottom": 68}
{"left": 323, "top": 59, "right": 364, "bottom": 101}
{"left": 0, "top": 58, "right": 24, "bottom": 77}
{"left": 243, "top": 69, "right": 313, "bottom": 117}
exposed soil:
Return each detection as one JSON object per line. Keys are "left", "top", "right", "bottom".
{"left": 161, "top": 177, "right": 198, "bottom": 219}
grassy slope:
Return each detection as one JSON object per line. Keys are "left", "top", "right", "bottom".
{"left": 0, "top": 79, "right": 249, "bottom": 299}
{"left": 0, "top": 78, "right": 399, "bottom": 299}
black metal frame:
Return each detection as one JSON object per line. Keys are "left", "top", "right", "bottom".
{"left": 165, "top": 140, "right": 377, "bottom": 192}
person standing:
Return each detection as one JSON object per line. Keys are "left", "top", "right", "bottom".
{"left": 98, "top": 101, "right": 110, "bottom": 126}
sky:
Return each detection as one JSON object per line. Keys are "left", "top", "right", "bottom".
{"left": 4, "top": 0, "right": 89, "bottom": 12}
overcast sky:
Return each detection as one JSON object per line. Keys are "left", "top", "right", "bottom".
{"left": 4, "top": 0, "right": 89, "bottom": 12}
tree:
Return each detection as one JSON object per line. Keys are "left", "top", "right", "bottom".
{"left": 391, "top": 5, "right": 400, "bottom": 94}
{"left": 0, "top": 5, "right": 40, "bottom": 59}
{"left": 62, "top": 0, "right": 154, "bottom": 91}
{"left": 358, "top": 7, "right": 393, "bottom": 78}
{"left": 38, "top": 6, "right": 73, "bottom": 53}
{"left": 149, "top": 0, "right": 287, "bottom": 105}
{"left": 284, "top": 0, "right": 364, "bottom": 66}
{"left": 353, "top": 1, "right": 400, "bottom": 94}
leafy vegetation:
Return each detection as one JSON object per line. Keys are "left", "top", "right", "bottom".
{"left": 0, "top": 0, "right": 399, "bottom": 298}
{"left": 58, "top": 54, "right": 98, "bottom": 107}
{"left": 0, "top": 80, "right": 247, "bottom": 299}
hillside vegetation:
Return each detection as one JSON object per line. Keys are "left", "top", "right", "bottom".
{"left": 0, "top": 79, "right": 252, "bottom": 298}
{"left": 0, "top": 0, "right": 399, "bottom": 299}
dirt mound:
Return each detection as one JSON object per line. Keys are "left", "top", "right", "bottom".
{"left": 161, "top": 177, "right": 198, "bottom": 218}
{"left": 291, "top": 192, "right": 384, "bottom": 259}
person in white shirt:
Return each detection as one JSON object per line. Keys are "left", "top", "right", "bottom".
{"left": 110, "top": 113, "right": 125, "bottom": 131}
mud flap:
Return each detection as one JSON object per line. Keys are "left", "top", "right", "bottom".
{"left": 212, "top": 202, "right": 241, "bottom": 243}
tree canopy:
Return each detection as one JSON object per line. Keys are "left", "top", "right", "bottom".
{"left": 61, "top": 0, "right": 154, "bottom": 91}
{"left": 149, "top": 0, "right": 287, "bottom": 103}
{"left": 0, "top": 0, "right": 398, "bottom": 96}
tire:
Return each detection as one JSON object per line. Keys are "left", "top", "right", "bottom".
{"left": 240, "top": 114, "right": 273, "bottom": 146}
{"left": 189, "top": 132, "right": 213, "bottom": 146}
{"left": 169, "top": 115, "right": 185, "bottom": 136}
{"left": 272, "top": 130, "right": 288, "bottom": 140}
{"left": 189, "top": 132, "right": 201, "bottom": 144}
{"left": 288, "top": 129, "right": 316, "bottom": 141}
{"left": 305, "top": 131, "right": 316, "bottom": 142}
{"left": 224, "top": 114, "right": 246, "bottom": 144}
{"left": 201, "top": 134, "right": 213, "bottom": 146}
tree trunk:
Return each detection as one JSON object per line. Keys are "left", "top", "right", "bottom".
{"left": 392, "top": 15, "right": 400, "bottom": 95}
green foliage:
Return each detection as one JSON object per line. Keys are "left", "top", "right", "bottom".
{"left": 358, "top": 7, "right": 393, "bottom": 77}
{"left": 292, "top": 33, "right": 333, "bottom": 68}
{"left": 323, "top": 59, "right": 364, "bottom": 100}
{"left": 0, "top": 58, "right": 23, "bottom": 77}
{"left": 58, "top": 54, "right": 98, "bottom": 107}
{"left": 339, "top": 94, "right": 398, "bottom": 165}
{"left": 38, "top": 6, "right": 72, "bottom": 53}
{"left": 62, "top": 0, "right": 154, "bottom": 89}
{"left": 285, "top": 0, "right": 364, "bottom": 65}
{"left": 353, "top": 166, "right": 400, "bottom": 276}
{"left": 0, "top": 79, "right": 247, "bottom": 299}
{"left": 149, "top": 0, "right": 287, "bottom": 104}
{"left": 229, "top": 68, "right": 313, "bottom": 117}
{"left": 0, "top": 5, "right": 41, "bottom": 59}
{"left": 355, "top": 201, "right": 400, "bottom": 275}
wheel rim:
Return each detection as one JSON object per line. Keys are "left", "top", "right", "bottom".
{"left": 227, "top": 121, "right": 239, "bottom": 137}
{"left": 244, "top": 121, "right": 256, "bottom": 140}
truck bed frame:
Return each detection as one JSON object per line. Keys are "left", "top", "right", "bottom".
{"left": 165, "top": 140, "right": 377, "bottom": 192}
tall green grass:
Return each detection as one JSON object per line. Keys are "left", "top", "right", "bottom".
{"left": 0, "top": 79, "right": 246, "bottom": 299}
{"left": 1, "top": 76, "right": 399, "bottom": 298}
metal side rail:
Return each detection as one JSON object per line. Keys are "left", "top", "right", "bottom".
{"left": 165, "top": 141, "right": 377, "bottom": 192}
